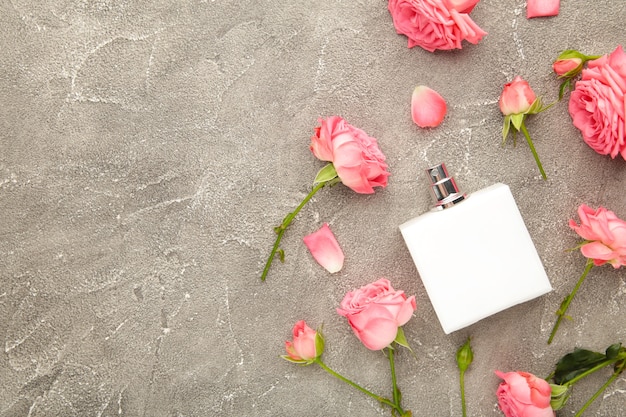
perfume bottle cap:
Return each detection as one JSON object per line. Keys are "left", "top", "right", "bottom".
{"left": 426, "top": 163, "right": 467, "bottom": 210}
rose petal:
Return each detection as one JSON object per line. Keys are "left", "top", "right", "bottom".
{"left": 580, "top": 241, "right": 614, "bottom": 262}
{"left": 446, "top": 0, "right": 480, "bottom": 14}
{"left": 303, "top": 223, "right": 344, "bottom": 273}
{"left": 348, "top": 315, "right": 399, "bottom": 350}
{"left": 527, "top": 0, "right": 559, "bottom": 18}
{"left": 411, "top": 85, "right": 447, "bottom": 128}
{"left": 395, "top": 295, "right": 417, "bottom": 326}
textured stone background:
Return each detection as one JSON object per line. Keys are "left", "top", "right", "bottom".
{"left": 1, "top": 1, "right": 625, "bottom": 416}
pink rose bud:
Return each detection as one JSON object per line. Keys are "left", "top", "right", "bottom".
{"left": 303, "top": 223, "right": 345, "bottom": 273}
{"left": 495, "top": 371, "right": 555, "bottom": 417}
{"left": 527, "top": 0, "right": 559, "bottom": 18}
{"left": 569, "top": 204, "right": 626, "bottom": 268}
{"left": 310, "top": 116, "right": 390, "bottom": 194}
{"left": 337, "top": 278, "right": 416, "bottom": 350}
{"left": 553, "top": 57, "right": 582, "bottom": 77}
{"left": 283, "top": 320, "right": 324, "bottom": 363}
{"left": 411, "top": 85, "right": 447, "bottom": 128}
{"left": 499, "top": 76, "right": 537, "bottom": 116}
{"left": 552, "top": 49, "right": 592, "bottom": 78}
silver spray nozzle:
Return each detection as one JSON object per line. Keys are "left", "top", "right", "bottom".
{"left": 425, "top": 163, "right": 467, "bottom": 210}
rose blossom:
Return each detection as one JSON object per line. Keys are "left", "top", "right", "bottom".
{"left": 310, "top": 116, "right": 389, "bottom": 194}
{"left": 495, "top": 371, "right": 555, "bottom": 417}
{"left": 499, "top": 76, "right": 537, "bottom": 116}
{"left": 569, "top": 204, "right": 626, "bottom": 268}
{"left": 568, "top": 45, "right": 626, "bottom": 160}
{"left": 284, "top": 320, "right": 323, "bottom": 362}
{"left": 387, "top": 0, "right": 487, "bottom": 52}
{"left": 337, "top": 278, "right": 416, "bottom": 350}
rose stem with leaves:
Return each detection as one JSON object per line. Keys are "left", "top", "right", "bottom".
{"left": 261, "top": 164, "right": 340, "bottom": 281}
{"left": 547, "top": 344, "right": 626, "bottom": 415}
{"left": 547, "top": 259, "right": 594, "bottom": 344}
{"left": 261, "top": 181, "right": 325, "bottom": 281}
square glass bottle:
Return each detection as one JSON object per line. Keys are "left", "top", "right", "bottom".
{"left": 399, "top": 163, "right": 552, "bottom": 334}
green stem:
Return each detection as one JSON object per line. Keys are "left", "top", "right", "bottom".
{"left": 315, "top": 358, "right": 402, "bottom": 413}
{"left": 573, "top": 369, "right": 622, "bottom": 417}
{"left": 261, "top": 181, "right": 326, "bottom": 281}
{"left": 520, "top": 122, "right": 547, "bottom": 180}
{"left": 460, "top": 370, "right": 467, "bottom": 417}
{"left": 388, "top": 347, "right": 405, "bottom": 414}
{"left": 563, "top": 359, "right": 617, "bottom": 387}
{"left": 548, "top": 260, "right": 594, "bottom": 344}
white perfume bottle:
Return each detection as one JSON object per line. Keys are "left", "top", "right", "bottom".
{"left": 399, "top": 163, "right": 552, "bottom": 334}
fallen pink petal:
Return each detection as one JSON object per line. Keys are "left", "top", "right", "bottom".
{"left": 411, "top": 86, "right": 447, "bottom": 128}
{"left": 527, "top": 0, "right": 559, "bottom": 18}
{"left": 303, "top": 223, "right": 345, "bottom": 273}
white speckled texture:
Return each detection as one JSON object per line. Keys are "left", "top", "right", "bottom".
{"left": 1, "top": 1, "right": 625, "bottom": 416}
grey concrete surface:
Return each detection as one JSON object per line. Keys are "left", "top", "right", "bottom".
{"left": 1, "top": 1, "right": 626, "bottom": 416}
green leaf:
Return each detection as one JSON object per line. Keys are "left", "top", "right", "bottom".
{"left": 326, "top": 177, "right": 342, "bottom": 188}
{"left": 313, "top": 163, "right": 338, "bottom": 184}
{"left": 280, "top": 355, "right": 309, "bottom": 365}
{"left": 277, "top": 249, "right": 285, "bottom": 263}
{"left": 556, "top": 49, "right": 585, "bottom": 61}
{"left": 554, "top": 348, "right": 607, "bottom": 385}
{"left": 558, "top": 80, "right": 571, "bottom": 101}
{"left": 502, "top": 116, "right": 511, "bottom": 143}
{"left": 510, "top": 113, "right": 525, "bottom": 131}
{"left": 549, "top": 383, "right": 571, "bottom": 410}
{"left": 526, "top": 97, "right": 543, "bottom": 114}
{"left": 606, "top": 343, "right": 623, "bottom": 360}
{"left": 394, "top": 327, "right": 412, "bottom": 352}
{"left": 315, "top": 329, "right": 325, "bottom": 358}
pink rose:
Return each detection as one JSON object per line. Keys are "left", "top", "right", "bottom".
{"left": 310, "top": 116, "right": 389, "bottom": 194}
{"left": 284, "top": 320, "right": 323, "bottom": 362}
{"left": 568, "top": 45, "right": 626, "bottom": 160}
{"left": 337, "top": 278, "right": 416, "bottom": 350}
{"left": 495, "top": 371, "right": 555, "bottom": 417}
{"left": 569, "top": 204, "right": 626, "bottom": 268}
{"left": 499, "top": 76, "right": 537, "bottom": 116}
{"left": 387, "top": 0, "right": 487, "bottom": 52}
